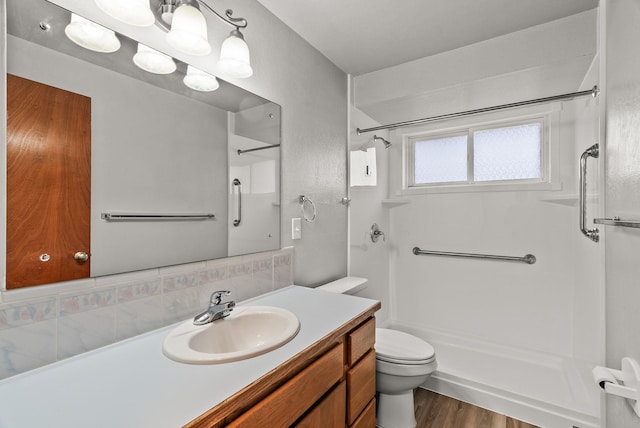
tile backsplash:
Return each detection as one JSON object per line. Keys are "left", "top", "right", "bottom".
{"left": 0, "top": 248, "right": 293, "bottom": 380}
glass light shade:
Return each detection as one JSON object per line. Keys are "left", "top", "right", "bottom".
{"left": 94, "top": 0, "right": 154, "bottom": 27}
{"left": 217, "top": 32, "right": 253, "bottom": 78}
{"left": 166, "top": 5, "right": 211, "bottom": 56}
{"left": 133, "top": 44, "right": 177, "bottom": 74}
{"left": 64, "top": 13, "right": 121, "bottom": 53}
{"left": 183, "top": 65, "right": 219, "bottom": 92}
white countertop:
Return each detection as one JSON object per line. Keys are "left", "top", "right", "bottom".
{"left": 0, "top": 286, "right": 379, "bottom": 428}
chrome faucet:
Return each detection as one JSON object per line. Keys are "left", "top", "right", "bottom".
{"left": 193, "top": 290, "right": 236, "bottom": 325}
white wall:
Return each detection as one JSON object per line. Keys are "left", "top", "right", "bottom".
{"left": 602, "top": 0, "right": 640, "bottom": 426}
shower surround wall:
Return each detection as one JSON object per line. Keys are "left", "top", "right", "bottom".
{"left": 347, "top": 104, "right": 391, "bottom": 324}
{"left": 352, "top": 9, "right": 603, "bottom": 428}
{"left": 0, "top": 0, "right": 347, "bottom": 377}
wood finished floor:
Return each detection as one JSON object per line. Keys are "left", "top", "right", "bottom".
{"left": 414, "top": 389, "right": 540, "bottom": 428}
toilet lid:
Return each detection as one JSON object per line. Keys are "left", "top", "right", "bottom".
{"left": 375, "top": 328, "right": 435, "bottom": 364}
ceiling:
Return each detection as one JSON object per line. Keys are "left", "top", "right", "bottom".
{"left": 256, "top": 0, "right": 599, "bottom": 76}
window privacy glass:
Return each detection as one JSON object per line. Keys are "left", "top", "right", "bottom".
{"left": 414, "top": 134, "right": 467, "bottom": 184}
{"left": 473, "top": 123, "right": 542, "bottom": 182}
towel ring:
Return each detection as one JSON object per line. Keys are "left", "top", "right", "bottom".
{"left": 299, "top": 195, "right": 317, "bottom": 223}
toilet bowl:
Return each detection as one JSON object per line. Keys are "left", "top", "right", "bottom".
{"left": 375, "top": 328, "right": 437, "bottom": 428}
{"left": 315, "top": 277, "right": 437, "bottom": 428}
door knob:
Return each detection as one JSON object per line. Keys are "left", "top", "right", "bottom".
{"left": 74, "top": 251, "right": 89, "bottom": 264}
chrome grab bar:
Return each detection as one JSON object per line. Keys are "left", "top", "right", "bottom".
{"left": 579, "top": 144, "right": 599, "bottom": 242}
{"left": 101, "top": 212, "right": 215, "bottom": 221}
{"left": 232, "top": 178, "right": 242, "bottom": 227}
{"left": 412, "top": 247, "right": 536, "bottom": 264}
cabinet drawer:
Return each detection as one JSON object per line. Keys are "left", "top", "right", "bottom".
{"left": 229, "top": 343, "right": 344, "bottom": 428}
{"left": 348, "top": 317, "right": 375, "bottom": 366}
{"left": 295, "top": 381, "right": 346, "bottom": 428}
{"left": 347, "top": 350, "right": 376, "bottom": 425}
{"left": 350, "top": 397, "right": 375, "bottom": 428}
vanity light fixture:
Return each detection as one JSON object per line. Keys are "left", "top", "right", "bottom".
{"left": 183, "top": 65, "right": 220, "bottom": 91}
{"left": 94, "top": 0, "right": 155, "bottom": 27}
{"left": 159, "top": 0, "right": 253, "bottom": 78}
{"left": 133, "top": 43, "right": 177, "bottom": 74}
{"left": 64, "top": 13, "right": 121, "bottom": 53}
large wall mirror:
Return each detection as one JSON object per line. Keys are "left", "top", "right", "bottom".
{"left": 6, "top": 0, "right": 281, "bottom": 289}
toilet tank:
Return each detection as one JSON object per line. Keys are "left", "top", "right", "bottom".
{"left": 315, "top": 276, "right": 368, "bottom": 295}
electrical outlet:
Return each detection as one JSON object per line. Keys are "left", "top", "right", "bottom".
{"left": 292, "top": 218, "right": 302, "bottom": 240}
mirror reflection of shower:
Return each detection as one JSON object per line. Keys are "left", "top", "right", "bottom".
{"left": 373, "top": 135, "right": 392, "bottom": 149}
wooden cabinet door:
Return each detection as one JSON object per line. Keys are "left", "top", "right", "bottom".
{"left": 229, "top": 344, "right": 344, "bottom": 428}
{"left": 347, "top": 350, "right": 376, "bottom": 425}
{"left": 295, "top": 381, "right": 346, "bottom": 428}
{"left": 6, "top": 74, "right": 91, "bottom": 289}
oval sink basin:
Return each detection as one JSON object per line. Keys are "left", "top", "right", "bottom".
{"left": 162, "top": 306, "right": 300, "bottom": 364}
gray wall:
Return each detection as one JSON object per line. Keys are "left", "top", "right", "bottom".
{"left": 0, "top": 0, "right": 346, "bottom": 379}
{"left": 603, "top": 0, "right": 640, "bottom": 426}
{"left": 230, "top": 0, "right": 349, "bottom": 285}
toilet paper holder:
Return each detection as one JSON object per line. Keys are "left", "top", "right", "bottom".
{"left": 593, "top": 357, "right": 640, "bottom": 417}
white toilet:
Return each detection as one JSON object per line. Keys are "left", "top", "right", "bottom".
{"left": 375, "top": 328, "right": 437, "bottom": 428}
{"left": 316, "top": 277, "right": 437, "bottom": 428}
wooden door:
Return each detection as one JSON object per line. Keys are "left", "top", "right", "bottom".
{"left": 6, "top": 74, "right": 91, "bottom": 289}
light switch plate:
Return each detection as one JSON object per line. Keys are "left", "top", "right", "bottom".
{"left": 292, "top": 218, "right": 302, "bottom": 240}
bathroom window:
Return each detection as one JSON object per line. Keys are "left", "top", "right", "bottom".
{"left": 408, "top": 119, "right": 545, "bottom": 189}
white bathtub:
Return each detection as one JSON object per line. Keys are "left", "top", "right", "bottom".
{"left": 391, "top": 321, "right": 601, "bottom": 428}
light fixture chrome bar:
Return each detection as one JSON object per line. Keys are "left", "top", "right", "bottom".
{"left": 196, "top": 0, "right": 247, "bottom": 29}
{"left": 153, "top": 0, "right": 247, "bottom": 30}
{"left": 594, "top": 217, "right": 640, "bottom": 229}
{"left": 237, "top": 144, "right": 281, "bottom": 155}
{"left": 101, "top": 212, "right": 215, "bottom": 221}
{"left": 412, "top": 247, "right": 536, "bottom": 265}
{"left": 579, "top": 144, "right": 599, "bottom": 242}
{"left": 357, "top": 86, "right": 600, "bottom": 134}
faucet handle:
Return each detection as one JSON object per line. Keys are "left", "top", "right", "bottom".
{"left": 370, "top": 223, "right": 386, "bottom": 243}
{"left": 210, "top": 290, "right": 231, "bottom": 305}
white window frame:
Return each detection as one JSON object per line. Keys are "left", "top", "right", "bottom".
{"left": 396, "top": 104, "right": 561, "bottom": 195}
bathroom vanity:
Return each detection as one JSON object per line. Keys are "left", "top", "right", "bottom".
{"left": 0, "top": 286, "right": 380, "bottom": 427}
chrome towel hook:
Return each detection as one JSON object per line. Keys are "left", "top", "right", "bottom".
{"left": 299, "top": 195, "right": 317, "bottom": 223}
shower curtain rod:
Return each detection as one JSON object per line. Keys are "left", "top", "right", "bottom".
{"left": 356, "top": 86, "right": 599, "bottom": 134}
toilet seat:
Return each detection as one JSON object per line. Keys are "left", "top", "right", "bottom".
{"left": 375, "top": 328, "right": 435, "bottom": 365}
